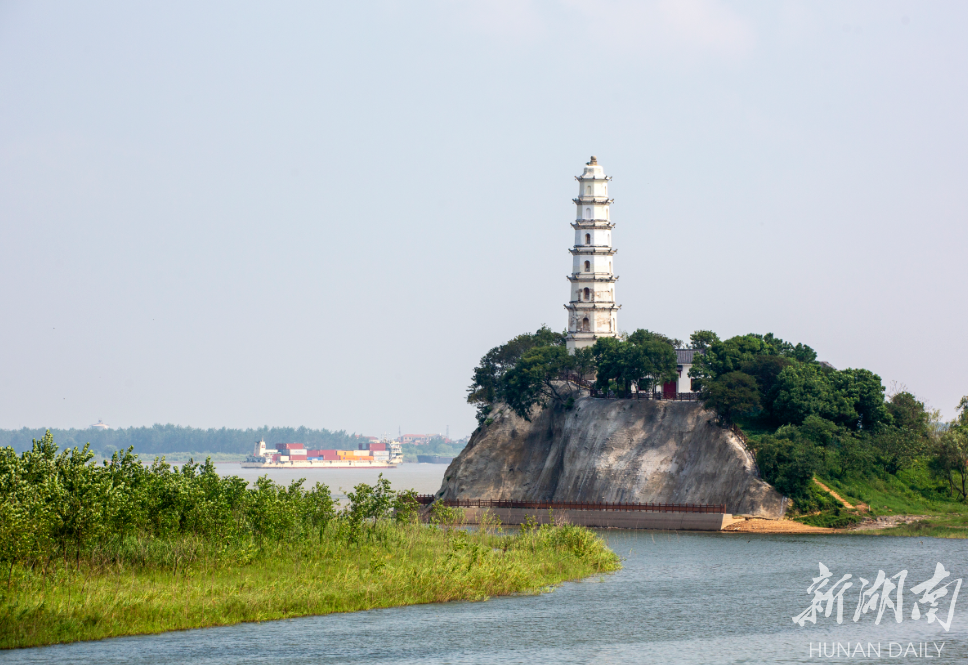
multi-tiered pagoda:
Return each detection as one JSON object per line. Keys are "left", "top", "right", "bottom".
{"left": 565, "top": 156, "right": 621, "bottom": 352}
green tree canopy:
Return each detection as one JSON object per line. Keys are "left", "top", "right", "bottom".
{"left": 755, "top": 430, "right": 820, "bottom": 500}
{"left": 627, "top": 329, "right": 683, "bottom": 349}
{"left": 688, "top": 330, "right": 720, "bottom": 350}
{"left": 592, "top": 337, "right": 677, "bottom": 398}
{"left": 886, "top": 392, "right": 931, "bottom": 435}
{"left": 771, "top": 363, "right": 856, "bottom": 427}
{"left": 701, "top": 371, "right": 762, "bottom": 425}
{"left": 501, "top": 345, "right": 574, "bottom": 420}
{"left": 467, "top": 326, "right": 566, "bottom": 421}
{"left": 689, "top": 333, "right": 817, "bottom": 391}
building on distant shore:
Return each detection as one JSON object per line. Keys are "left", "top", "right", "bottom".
{"left": 90, "top": 419, "right": 110, "bottom": 429}
{"left": 399, "top": 433, "right": 452, "bottom": 445}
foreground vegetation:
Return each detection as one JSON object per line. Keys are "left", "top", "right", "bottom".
{"left": 468, "top": 327, "right": 968, "bottom": 532}
{"left": 0, "top": 434, "right": 619, "bottom": 649}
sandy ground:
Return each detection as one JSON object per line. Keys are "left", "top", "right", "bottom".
{"left": 723, "top": 517, "right": 836, "bottom": 534}
{"left": 723, "top": 514, "right": 938, "bottom": 534}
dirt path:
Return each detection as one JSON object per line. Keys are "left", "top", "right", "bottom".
{"left": 813, "top": 478, "right": 865, "bottom": 510}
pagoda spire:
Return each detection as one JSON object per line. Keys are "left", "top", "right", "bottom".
{"left": 565, "top": 156, "right": 620, "bottom": 352}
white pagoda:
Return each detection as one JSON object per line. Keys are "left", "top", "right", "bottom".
{"left": 565, "top": 156, "right": 620, "bottom": 352}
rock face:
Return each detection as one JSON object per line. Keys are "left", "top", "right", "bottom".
{"left": 437, "top": 396, "right": 786, "bottom": 519}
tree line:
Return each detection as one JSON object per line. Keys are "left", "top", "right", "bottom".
{"left": 0, "top": 424, "right": 361, "bottom": 457}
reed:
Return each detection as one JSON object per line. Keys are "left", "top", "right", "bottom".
{"left": 0, "top": 519, "right": 619, "bottom": 650}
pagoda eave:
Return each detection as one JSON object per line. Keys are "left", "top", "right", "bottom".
{"left": 569, "top": 247, "right": 617, "bottom": 256}
{"left": 571, "top": 221, "right": 616, "bottom": 230}
{"left": 567, "top": 274, "right": 619, "bottom": 282}
{"left": 565, "top": 303, "right": 621, "bottom": 311}
{"left": 572, "top": 197, "right": 614, "bottom": 205}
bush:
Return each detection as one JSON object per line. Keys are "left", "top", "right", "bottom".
{"left": 702, "top": 372, "right": 761, "bottom": 425}
{"left": 755, "top": 433, "right": 819, "bottom": 500}
{"left": 0, "top": 432, "right": 421, "bottom": 575}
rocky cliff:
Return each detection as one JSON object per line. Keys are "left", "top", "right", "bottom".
{"left": 438, "top": 395, "right": 786, "bottom": 519}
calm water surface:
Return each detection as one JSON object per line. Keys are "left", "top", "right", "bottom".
{"left": 213, "top": 462, "right": 448, "bottom": 498}
{"left": 4, "top": 532, "right": 967, "bottom": 664}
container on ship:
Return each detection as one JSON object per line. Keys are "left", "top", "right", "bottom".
{"left": 242, "top": 437, "right": 403, "bottom": 468}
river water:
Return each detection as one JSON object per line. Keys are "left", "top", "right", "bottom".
{"left": 211, "top": 462, "right": 448, "bottom": 498}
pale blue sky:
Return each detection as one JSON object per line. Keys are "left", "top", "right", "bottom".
{"left": 1, "top": 1, "right": 966, "bottom": 437}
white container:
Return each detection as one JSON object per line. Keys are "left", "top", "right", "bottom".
{"left": 278, "top": 456, "right": 290, "bottom": 462}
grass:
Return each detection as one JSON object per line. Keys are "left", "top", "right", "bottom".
{"left": 873, "top": 518, "right": 968, "bottom": 539}
{"left": 790, "top": 465, "right": 968, "bottom": 535}
{"left": 0, "top": 520, "right": 620, "bottom": 650}
{"left": 790, "top": 466, "right": 968, "bottom": 537}
{"left": 796, "top": 510, "right": 865, "bottom": 529}
{"left": 815, "top": 462, "right": 967, "bottom": 517}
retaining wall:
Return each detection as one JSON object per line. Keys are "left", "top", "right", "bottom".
{"left": 455, "top": 507, "right": 731, "bottom": 531}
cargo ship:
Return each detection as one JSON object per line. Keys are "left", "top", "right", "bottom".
{"left": 241, "top": 437, "right": 402, "bottom": 468}
{"left": 416, "top": 455, "right": 454, "bottom": 464}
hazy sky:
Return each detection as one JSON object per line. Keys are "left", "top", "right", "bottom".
{"left": 1, "top": 1, "right": 966, "bottom": 438}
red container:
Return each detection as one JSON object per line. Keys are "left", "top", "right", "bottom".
{"left": 271, "top": 454, "right": 281, "bottom": 462}
{"left": 321, "top": 451, "right": 338, "bottom": 460}
{"left": 276, "top": 443, "right": 305, "bottom": 451}
{"left": 368, "top": 443, "right": 387, "bottom": 451}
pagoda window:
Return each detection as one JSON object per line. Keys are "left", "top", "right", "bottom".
{"left": 586, "top": 185, "right": 591, "bottom": 196}
{"left": 585, "top": 207, "right": 591, "bottom": 219}
{"left": 582, "top": 317, "right": 590, "bottom": 332}
{"left": 584, "top": 260, "right": 590, "bottom": 272}
{"left": 583, "top": 287, "right": 590, "bottom": 301}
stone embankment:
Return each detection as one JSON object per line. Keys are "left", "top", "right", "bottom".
{"left": 459, "top": 506, "right": 732, "bottom": 531}
{"left": 437, "top": 394, "right": 786, "bottom": 519}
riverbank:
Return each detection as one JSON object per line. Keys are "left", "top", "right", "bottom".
{"left": 0, "top": 521, "right": 619, "bottom": 650}
{"left": 723, "top": 514, "right": 968, "bottom": 537}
